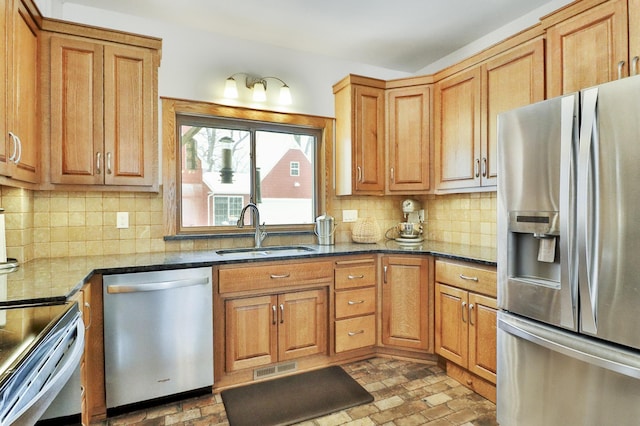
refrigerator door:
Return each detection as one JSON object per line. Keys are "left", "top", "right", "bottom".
{"left": 497, "top": 312, "right": 640, "bottom": 426}
{"left": 497, "top": 95, "right": 578, "bottom": 330}
{"left": 578, "top": 75, "right": 640, "bottom": 349}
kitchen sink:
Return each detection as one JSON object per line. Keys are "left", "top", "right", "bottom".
{"left": 215, "top": 245, "right": 317, "bottom": 258}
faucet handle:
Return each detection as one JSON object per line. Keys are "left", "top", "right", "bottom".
{"left": 259, "top": 223, "right": 268, "bottom": 241}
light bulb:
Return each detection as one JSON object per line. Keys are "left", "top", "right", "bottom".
{"left": 224, "top": 78, "right": 238, "bottom": 98}
{"left": 252, "top": 82, "right": 267, "bottom": 102}
{"left": 279, "top": 85, "right": 292, "bottom": 105}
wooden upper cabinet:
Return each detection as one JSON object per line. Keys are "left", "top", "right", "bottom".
{"left": 50, "top": 36, "right": 104, "bottom": 185}
{"left": 629, "top": 0, "right": 640, "bottom": 72}
{"left": 0, "top": 0, "right": 7, "bottom": 177}
{"left": 546, "top": 0, "right": 629, "bottom": 97}
{"left": 6, "top": 0, "right": 40, "bottom": 183}
{"left": 481, "top": 37, "right": 545, "bottom": 187}
{"left": 386, "top": 85, "right": 431, "bottom": 193}
{"left": 103, "top": 44, "right": 154, "bottom": 186}
{"left": 46, "top": 25, "right": 160, "bottom": 190}
{"left": 334, "top": 75, "right": 385, "bottom": 196}
{"left": 434, "top": 66, "right": 481, "bottom": 191}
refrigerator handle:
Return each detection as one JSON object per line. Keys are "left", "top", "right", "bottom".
{"left": 577, "top": 87, "right": 600, "bottom": 334}
{"left": 559, "top": 95, "right": 578, "bottom": 330}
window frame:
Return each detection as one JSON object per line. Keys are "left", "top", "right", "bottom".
{"left": 162, "top": 98, "right": 333, "bottom": 238}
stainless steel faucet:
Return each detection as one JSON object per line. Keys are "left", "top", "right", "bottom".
{"left": 237, "top": 202, "right": 267, "bottom": 248}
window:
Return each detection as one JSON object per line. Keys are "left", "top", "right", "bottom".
{"left": 290, "top": 161, "right": 300, "bottom": 176}
{"left": 165, "top": 100, "right": 330, "bottom": 235}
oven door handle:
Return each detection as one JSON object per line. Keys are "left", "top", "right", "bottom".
{"left": 3, "top": 312, "right": 85, "bottom": 426}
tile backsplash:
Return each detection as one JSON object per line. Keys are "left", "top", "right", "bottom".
{"left": 0, "top": 186, "right": 496, "bottom": 262}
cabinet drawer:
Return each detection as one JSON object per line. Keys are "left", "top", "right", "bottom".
{"left": 219, "top": 261, "right": 333, "bottom": 293}
{"left": 435, "top": 259, "right": 496, "bottom": 297}
{"left": 335, "top": 315, "right": 376, "bottom": 353}
{"left": 335, "top": 262, "right": 376, "bottom": 289}
{"left": 335, "top": 287, "right": 376, "bottom": 319}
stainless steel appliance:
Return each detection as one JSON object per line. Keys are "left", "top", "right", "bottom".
{"left": 103, "top": 267, "right": 213, "bottom": 410}
{"left": 497, "top": 74, "right": 640, "bottom": 425}
{"left": 0, "top": 302, "right": 84, "bottom": 426}
{"left": 314, "top": 213, "right": 336, "bottom": 245}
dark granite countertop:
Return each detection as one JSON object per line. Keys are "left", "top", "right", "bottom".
{"left": 0, "top": 240, "right": 496, "bottom": 308}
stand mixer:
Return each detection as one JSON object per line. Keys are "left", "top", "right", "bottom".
{"left": 396, "top": 199, "right": 425, "bottom": 243}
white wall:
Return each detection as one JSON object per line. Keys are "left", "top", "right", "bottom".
{"left": 418, "top": 0, "right": 573, "bottom": 74}
{"left": 37, "top": 2, "right": 411, "bottom": 117}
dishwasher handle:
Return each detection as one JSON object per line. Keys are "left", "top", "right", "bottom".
{"left": 106, "top": 276, "right": 210, "bottom": 294}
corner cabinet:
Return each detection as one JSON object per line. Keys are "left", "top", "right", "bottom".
{"left": 2, "top": 0, "right": 40, "bottom": 183}
{"left": 435, "top": 259, "right": 497, "bottom": 402}
{"left": 380, "top": 255, "right": 432, "bottom": 352}
{"left": 334, "top": 75, "right": 386, "bottom": 196}
{"left": 42, "top": 22, "right": 161, "bottom": 190}
{"left": 386, "top": 84, "right": 432, "bottom": 193}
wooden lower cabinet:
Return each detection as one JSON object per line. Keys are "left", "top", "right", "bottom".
{"left": 381, "top": 255, "right": 431, "bottom": 351}
{"left": 225, "top": 288, "right": 327, "bottom": 372}
{"left": 435, "top": 259, "right": 497, "bottom": 402}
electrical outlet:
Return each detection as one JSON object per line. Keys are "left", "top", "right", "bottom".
{"left": 116, "top": 212, "right": 129, "bottom": 229}
{"left": 342, "top": 210, "right": 358, "bottom": 223}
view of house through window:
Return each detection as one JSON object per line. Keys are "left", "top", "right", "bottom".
{"left": 178, "top": 115, "right": 319, "bottom": 229}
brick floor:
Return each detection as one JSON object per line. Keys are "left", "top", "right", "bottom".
{"left": 98, "top": 358, "right": 497, "bottom": 426}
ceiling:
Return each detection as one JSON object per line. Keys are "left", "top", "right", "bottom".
{"left": 62, "top": 0, "right": 558, "bottom": 73}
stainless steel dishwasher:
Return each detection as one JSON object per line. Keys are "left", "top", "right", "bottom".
{"left": 103, "top": 267, "right": 213, "bottom": 410}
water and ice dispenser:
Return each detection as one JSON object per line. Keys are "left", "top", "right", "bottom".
{"left": 507, "top": 211, "right": 561, "bottom": 287}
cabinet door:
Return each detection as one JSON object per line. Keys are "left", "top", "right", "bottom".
{"left": 468, "top": 292, "right": 497, "bottom": 384}
{"left": 381, "top": 256, "right": 429, "bottom": 350}
{"left": 104, "top": 44, "right": 154, "bottom": 186}
{"left": 435, "top": 283, "right": 468, "bottom": 366}
{"left": 50, "top": 35, "right": 104, "bottom": 185}
{"left": 546, "top": 0, "right": 628, "bottom": 97}
{"left": 278, "top": 289, "right": 327, "bottom": 361}
{"left": 482, "top": 38, "right": 545, "bottom": 187}
{"left": 434, "top": 67, "right": 481, "bottom": 191}
{"left": 225, "top": 295, "right": 277, "bottom": 371}
{"left": 0, "top": 0, "right": 8, "bottom": 177}
{"left": 353, "top": 85, "right": 385, "bottom": 194}
{"left": 8, "top": 0, "right": 39, "bottom": 183}
{"left": 79, "top": 284, "right": 91, "bottom": 426}
{"left": 387, "top": 85, "right": 431, "bottom": 193}
{"left": 630, "top": 0, "right": 640, "bottom": 72}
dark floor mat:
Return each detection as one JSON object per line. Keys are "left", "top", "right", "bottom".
{"left": 221, "top": 365, "right": 374, "bottom": 426}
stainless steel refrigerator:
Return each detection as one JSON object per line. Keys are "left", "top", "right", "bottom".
{"left": 497, "top": 74, "right": 640, "bottom": 425}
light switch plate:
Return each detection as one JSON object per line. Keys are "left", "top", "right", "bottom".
{"left": 116, "top": 212, "right": 129, "bottom": 229}
{"left": 342, "top": 210, "right": 358, "bottom": 223}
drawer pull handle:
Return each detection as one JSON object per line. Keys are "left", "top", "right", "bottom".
{"left": 348, "top": 300, "right": 365, "bottom": 305}
{"left": 279, "top": 303, "right": 285, "bottom": 324}
{"left": 272, "top": 305, "right": 277, "bottom": 325}
{"left": 348, "top": 330, "right": 365, "bottom": 336}
{"left": 469, "top": 303, "right": 475, "bottom": 325}
{"left": 270, "top": 273, "right": 290, "bottom": 279}
{"left": 348, "top": 274, "right": 364, "bottom": 279}
{"left": 462, "top": 301, "right": 467, "bottom": 323}
{"left": 459, "top": 274, "right": 478, "bottom": 282}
